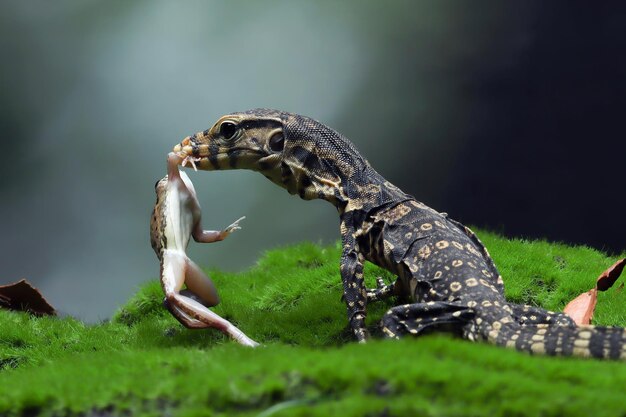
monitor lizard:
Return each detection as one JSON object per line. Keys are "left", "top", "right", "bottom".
{"left": 172, "top": 108, "right": 625, "bottom": 359}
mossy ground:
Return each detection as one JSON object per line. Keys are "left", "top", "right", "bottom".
{"left": 1, "top": 231, "right": 625, "bottom": 416}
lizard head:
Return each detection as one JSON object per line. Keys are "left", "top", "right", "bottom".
{"left": 174, "top": 109, "right": 284, "bottom": 178}
{"left": 173, "top": 109, "right": 375, "bottom": 206}
{"left": 174, "top": 109, "right": 391, "bottom": 211}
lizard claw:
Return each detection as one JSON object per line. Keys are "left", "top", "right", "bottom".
{"left": 365, "top": 289, "right": 379, "bottom": 302}
{"left": 366, "top": 277, "right": 395, "bottom": 303}
{"left": 350, "top": 314, "right": 369, "bottom": 342}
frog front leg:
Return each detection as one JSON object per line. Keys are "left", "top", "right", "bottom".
{"left": 161, "top": 250, "right": 259, "bottom": 347}
{"left": 185, "top": 217, "right": 244, "bottom": 306}
{"left": 192, "top": 216, "right": 245, "bottom": 243}
{"left": 340, "top": 217, "right": 369, "bottom": 342}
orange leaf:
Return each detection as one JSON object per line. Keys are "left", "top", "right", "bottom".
{"left": 596, "top": 258, "right": 626, "bottom": 291}
{"left": 564, "top": 289, "right": 597, "bottom": 325}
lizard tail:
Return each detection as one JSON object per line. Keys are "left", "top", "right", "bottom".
{"left": 480, "top": 319, "right": 626, "bottom": 359}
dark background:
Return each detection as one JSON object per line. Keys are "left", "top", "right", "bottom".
{"left": 1, "top": 1, "right": 624, "bottom": 321}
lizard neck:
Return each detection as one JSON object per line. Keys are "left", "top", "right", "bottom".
{"left": 330, "top": 167, "right": 411, "bottom": 219}
{"left": 279, "top": 112, "right": 412, "bottom": 215}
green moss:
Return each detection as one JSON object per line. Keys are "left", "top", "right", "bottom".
{"left": 1, "top": 232, "right": 625, "bottom": 416}
{"left": 479, "top": 230, "right": 626, "bottom": 325}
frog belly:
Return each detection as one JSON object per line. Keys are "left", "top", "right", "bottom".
{"left": 164, "top": 186, "right": 194, "bottom": 252}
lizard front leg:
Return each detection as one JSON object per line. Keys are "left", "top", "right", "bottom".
{"left": 340, "top": 219, "right": 369, "bottom": 342}
{"left": 366, "top": 277, "right": 401, "bottom": 303}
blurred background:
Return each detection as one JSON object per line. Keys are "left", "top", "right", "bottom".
{"left": 1, "top": 1, "right": 624, "bottom": 322}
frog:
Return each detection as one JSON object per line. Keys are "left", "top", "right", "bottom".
{"left": 150, "top": 152, "right": 258, "bottom": 347}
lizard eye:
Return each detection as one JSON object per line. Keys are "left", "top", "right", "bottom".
{"left": 269, "top": 132, "right": 284, "bottom": 152}
{"left": 219, "top": 122, "right": 238, "bottom": 140}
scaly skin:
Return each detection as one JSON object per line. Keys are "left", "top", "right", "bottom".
{"left": 173, "top": 109, "right": 626, "bottom": 358}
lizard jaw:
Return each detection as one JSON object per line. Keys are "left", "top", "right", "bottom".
{"left": 169, "top": 144, "right": 195, "bottom": 171}
{"left": 171, "top": 142, "right": 215, "bottom": 170}
{"left": 171, "top": 142, "right": 270, "bottom": 172}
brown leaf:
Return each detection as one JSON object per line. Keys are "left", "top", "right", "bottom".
{"left": 596, "top": 258, "right": 626, "bottom": 291}
{"left": 0, "top": 279, "right": 57, "bottom": 316}
{"left": 564, "top": 289, "right": 598, "bottom": 325}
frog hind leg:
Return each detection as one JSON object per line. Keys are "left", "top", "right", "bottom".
{"left": 164, "top": 297, "right": 211, "bottom": 329}
{"left": 183, "top": 258, "right": 220, "bottom": 307}
{"left": 164, "top": 289, "right": 217, "bottom": 328}
{"left": 161, "top": 251, "right": 210, "bottom": 329}
{"left": 161, "top": 250, "right": 258, "bottom": 347}
{"left": 381, "top": 301, "right": 475, "bottom": 339}
{"left": 163, "top": 259, "right": 219, "bottom": 324}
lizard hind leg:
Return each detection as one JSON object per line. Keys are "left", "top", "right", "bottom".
{"left": 508, "top": 303, "right": 576, "bottom": 327}
{"left": 381, "top": 301, "right": 475, "bottom": 339}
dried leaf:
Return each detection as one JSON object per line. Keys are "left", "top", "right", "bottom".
{"left": 564, "top": 289, "right": 597, "bottom": 325}
{"left": 596, "top": 258, "right": 626, "bottom": 291}
{"left": 0, "top": 279, "right": 56, "bottom": 316}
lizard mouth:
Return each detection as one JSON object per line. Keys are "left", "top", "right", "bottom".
{"left": 170, "top": 145, "right": 201, "bottom": 171}
{"left": 172, "top": 142, "right": 212, "bottom": 170}
{"left": 172, "top": 143, "right": 269, "bottom": 171}
{"left": 180, "top": 154, "right": 201, "bottom": 171}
